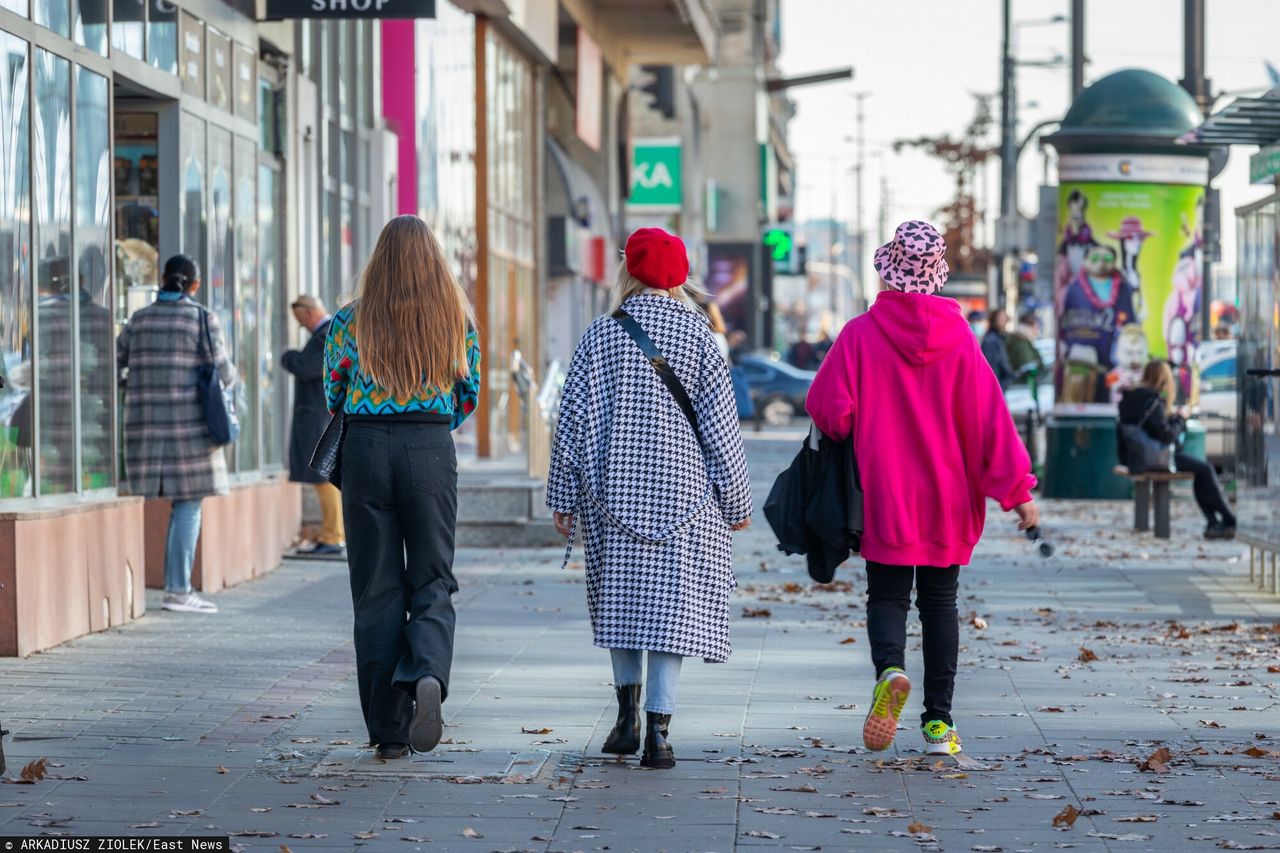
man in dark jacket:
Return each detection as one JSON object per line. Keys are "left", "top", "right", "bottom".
{"left": 283, "top": 295, "right": 343, "bottom": 555}
{"left": 981, "top": 308, "right": 1017, "bottom": 390}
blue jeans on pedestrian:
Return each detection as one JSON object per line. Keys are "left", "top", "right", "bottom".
{"left": 610, "top": 649, "right": 683, "bottom": 714}
{"left": 164, "top": 499, "right": 203, "bottom": 594}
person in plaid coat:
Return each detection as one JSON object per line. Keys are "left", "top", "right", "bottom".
{"left": 118, "top": 255, "right": 237, "bottom": 614}
{"left": 547, "top": 228, "right": 753, "bottom": 770}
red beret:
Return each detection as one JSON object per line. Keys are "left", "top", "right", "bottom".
{"left": 625, "top": 228, "right": 689, "bottom": 290}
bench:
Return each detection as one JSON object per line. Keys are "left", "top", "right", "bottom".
{"left": 1112, "top": 465, "right": 1195, "bottom": 539}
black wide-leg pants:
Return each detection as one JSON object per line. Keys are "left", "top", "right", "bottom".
{"left": 340, "top": 414, "right": 458, "bottom": 746}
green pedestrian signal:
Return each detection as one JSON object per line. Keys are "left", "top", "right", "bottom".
{"left": 763, "top": 228, "right": 792, "bottom": 262}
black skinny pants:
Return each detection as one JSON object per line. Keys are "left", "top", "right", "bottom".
{"left": 341, "top": 416, "right": 458, "bottom": 745}
{"left": 865, "top": 562, "right": 960, "bottom": 726}
{"left": 1174, "top": 452, "right": 1235, "bottom": 526}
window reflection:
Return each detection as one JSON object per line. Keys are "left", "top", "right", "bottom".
{"left": 180, "top": 112, "right": 206, "bottom": 292}
{"left": 258, "top": 164, "right": 284, "bottom": 467}
{"left": 76, "top": 68, "right": 113, "bottom": 490}
{"left": 149, "top": 0, "right": 179, "bottom": 74}
{"left": 0, "top": 32, "right": 31, "bottom": 500}
{"left": 208, "top": 126, "right": 233, "bottom": 346}
{"left": 33, "top": 49, "right": 73, "bottom": 496}
{"left": 35, "top": 0, "right": 69, "bottom": 38}
{"left": 111, "top": 0, "right": 145, "bottom": 59}
{"left": 234, "top": 137, "right": 257, "bottom": 472}
{"left": 73, "top": 0, "right": 108, "bottom": 55}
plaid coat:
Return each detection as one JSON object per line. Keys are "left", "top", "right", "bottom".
{"left": 117, "top": 295, "right": 238, "bottom": 500}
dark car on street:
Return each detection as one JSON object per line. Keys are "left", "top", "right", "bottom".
{"left": 736, "top": 353, "right": 815, "bottom": 427}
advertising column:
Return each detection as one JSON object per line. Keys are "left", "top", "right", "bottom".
{"left": 1053, "top": 154, "right": 1209, "bottom": 404}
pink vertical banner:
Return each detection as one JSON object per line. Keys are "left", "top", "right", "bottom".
{"left": 381, "top": 19, "right": 418, "bottom": 216}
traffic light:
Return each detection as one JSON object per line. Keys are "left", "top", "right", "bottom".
{"left": 763, "top": 226, "right": 794, "bottom": 273}
{"left": 638, "top": 65, "right": 675, "bottom": 119}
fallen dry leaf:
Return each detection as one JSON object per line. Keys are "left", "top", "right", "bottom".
{"left": 1200, "top": 719, "right": 1225, "bottom": 729}
{"left": 839, "top": 637, "right": 857, "bottom": 644}
{"left": 1115, "top": 815, "right": 1159, "bottom": 823}
{"left": 1079, "top": 647, "right": 1099, "bottom": 663}
{"left": 520, "top": 727, "right": 552, "bottom": 735}
{"left": 250, "top": 808, "right": 271, "bottom": 814}
{"left": 130, "top": 822, "right": 160, "bottom": 829}
{"left": 742, "top": 607, "right": 772, "bottom": 618}
{"left": 1138, "top": 747, "right": 1172, "bottom": 773}
{"left": 287, "top": 834, "right": 326, "bottom": 840}
{"left": 216, "top": 766, "right": 230, "bottom": 774}
{"left": 227, "top": 830, "right": 278, "bottom": 838}
{"left": 743, "top": 830, "right": 781, "bottom": 839}
{"left": 460, "top": 827, "right": 483, "bottom": 839}
{"left": 1053, "top": 804, "right": 1081, "bottom": 828}
{"left": 352, "top": 831, "right": 380, "bottom": 840}
{"left": 19, "top": 758, "right": 48, "bottom": 783}
{"left": 310, "top": 794, "right": 340, "bottom": 806}
{"left": 907, "top": 821, "right": 933, "bottom": 834}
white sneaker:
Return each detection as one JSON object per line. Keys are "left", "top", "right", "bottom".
{"left": 162, "top": 592, "right": 218, "bottom": 614}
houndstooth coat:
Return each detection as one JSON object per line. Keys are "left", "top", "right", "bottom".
{"left": 546, "top": 293, "right": 753, "bottom": 662}
{"left": 117, "top": 296, "right": 238, "bottom": 501}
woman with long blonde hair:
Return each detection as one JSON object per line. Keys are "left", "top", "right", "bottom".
{"left": 1117, "top": 359, "right": 1235, "bottom": 538}
{"left": 547, "top": 228, "right": 752, "bottom": 770}
{"left": 324, "top": 215, "right": 481, "bottom": 759}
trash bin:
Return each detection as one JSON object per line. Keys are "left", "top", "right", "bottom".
{"left": 1043, "top": 413, "right": 1130, "bottom": 499}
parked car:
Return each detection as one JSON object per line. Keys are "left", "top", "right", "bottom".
{"left": 1196, "top": 341, "right": 1237, "bottom": 469}
{"left": 735, "top": 353, "right": 815, "bottom": 427}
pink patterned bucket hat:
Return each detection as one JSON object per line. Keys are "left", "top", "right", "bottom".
{"left": 873, "top": 220, "right": 950, "bottom": 295}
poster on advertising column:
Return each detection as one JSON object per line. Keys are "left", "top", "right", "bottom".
{"left": 1053, "top": 154, "right": 1208, "bottom": 404}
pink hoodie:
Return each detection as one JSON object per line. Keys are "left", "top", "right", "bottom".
{"left": 806, "top": 290, "right": 1036, "bottom": 567}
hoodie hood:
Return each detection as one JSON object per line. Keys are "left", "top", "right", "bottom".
{"left": 869, "top": 290, "right": 972, "bottom": 366}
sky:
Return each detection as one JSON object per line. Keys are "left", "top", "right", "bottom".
{"left": 777, "top": 0, "right": 1280, "bottom": 283}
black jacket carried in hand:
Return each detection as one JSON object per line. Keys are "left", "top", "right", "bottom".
{"left": 282, "top": 317, "right": 332, "bottom": 483}
{"left": 764, "top": 428, "right": 863, "bottom": 584}
{"left": 1115, "top": 386, "right": 1184, "bottom": 463}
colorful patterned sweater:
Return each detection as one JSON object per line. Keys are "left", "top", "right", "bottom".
{"left": 323, "top": 301, "right": 482, "bottom": 430}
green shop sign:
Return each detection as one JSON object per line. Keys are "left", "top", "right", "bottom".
{"left": 1250, "top": 144, "right": 1280, "bottom": 185}
{"left": 628, "top": 138, "right": 681, "bottom": 210}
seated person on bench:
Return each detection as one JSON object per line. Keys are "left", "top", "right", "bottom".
{"left": 1117, "top": 360, "right": 1236, "bottom": 540}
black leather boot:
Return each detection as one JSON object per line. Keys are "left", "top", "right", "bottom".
{"left": 640, "top": 712, "right": 675, "bottom": 769}
{"left": 602, "top": 685, "right": 641, "bottom": 755}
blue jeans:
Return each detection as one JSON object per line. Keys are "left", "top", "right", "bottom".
{"left": 610, "top": 649, "right": 683, "bottom": 714}
{"left": 164, "top": 499, "right": 203, "bottom": 594}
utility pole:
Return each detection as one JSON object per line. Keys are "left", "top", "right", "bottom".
{"left": 1070, "top": 0, "right": 1086, "bottom": 99}
{"left": 1178, "top": 0, "right": 1214, "bottom": 342}
{"left": 997, "top": 0, "right": 1016, "bottom": 313}
{"left": 852, "top": 92, "right": 868, "bottom": 317}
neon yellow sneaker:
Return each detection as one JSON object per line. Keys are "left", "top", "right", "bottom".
{"left": 921, "top": 719, "right": 962, "bottom": 756}
{"left": 862, "top": 668, "right": 911, "bottom": 751}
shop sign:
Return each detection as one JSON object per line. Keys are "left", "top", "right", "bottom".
{"left": 1249, "top": 143, "right": 1280, "bottom": 184}
{"left": 627, "top": 138, "right": 681, "bottom": 210}
{"left": 180, "top": 12, "right": 204, "bottom": 98}
{"left": 261, "top": 0, "right": 434, "bottom": 20}
{"left": 575, "top": 29, "right": 602, "bottom": 151}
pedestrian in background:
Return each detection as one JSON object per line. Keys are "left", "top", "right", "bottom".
{"left": 981, "top": 307, "right": 1017, "bottom": 390}
{"left": 282, "top": 294, "right": 343, "bottom": 556}
{"left": 324, "top": 215, "right": 482, "bottom": 760}
{"left": 547, "top": 228, "right": 753, "bottom": 770}
{"left": 1117, "top": 360, "right": 1236, "bottom": 539}
{"left": 118, "top": 255, "right": 237, "bottom": 614}
{"left": 1006, "top": 311, "right": 1046, "bottom": 377}
{"left": 806, "top": 220, "right": 1038, "bottom": 758}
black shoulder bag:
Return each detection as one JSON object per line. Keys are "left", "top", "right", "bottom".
{"left": 1120, "top": 398, "right": 1174, "bottom": 473}
{"left": 611, "top": 308, "right": 706, "bottom": 450}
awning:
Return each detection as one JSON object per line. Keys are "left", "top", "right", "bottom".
{"left": 546, "top": 137, "right": 614, "bottom": 282}
{"left": 1181, "top": 91, "right": 1280, "bottom": 146}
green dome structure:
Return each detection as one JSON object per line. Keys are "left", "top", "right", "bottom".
{"left": 1047, "top": 69, "right": 1209, "bottom": 154}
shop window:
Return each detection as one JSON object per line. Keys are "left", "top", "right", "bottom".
{"left": 1, "top": 0, "right": 28, "bottom": 18}
{"left": 180, "top": 12, "right": 205, "bottom": 98}
{"left": 179, "top": 111, "right": 206, "bottom": 288}
{"left": 34, "top": 0, "right": 69, "bottom": 38}
{"left": 257, "top": 163, "right": 284, "bottom": 468}
{"left": 73, "top": 0, "right": 108, "bottom": 55}
{"left": 233, "top": 45, "right": 256, "bottom": 124}
{"left": 75, "top": 68, "right": 113, "bottom": 491}
{"left": 148, "top": 0, "right": 179, "bottom": 75}
{"left": 32, "top": 49, "right": 72, "bottom": 496}
{"left": 111, "top": 0, "right": 144, "bottom": 59}
{"left": 207, "top": 29, "right": 232, "bottom": 112}
{"left": 0, "top": 32, "right": 30, "bottom": 500}
{"left": 233, "top": 136, "right": 257, "bottom": 472}
{"left": 115, "top": 112, "right": 161, "bottom": 319}
{"left": 207, "top": 126, "right": 232, "bottom": 345}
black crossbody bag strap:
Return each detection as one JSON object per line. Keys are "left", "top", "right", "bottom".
{"left": 612, "top": 308, "right": 706, "bottom": 451}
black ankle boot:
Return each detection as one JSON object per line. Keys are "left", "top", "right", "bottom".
{"left": 602, "top": 685, "right": 641, "bottom": 755}
{"left": 640, "top": 712, "right": 675, "bottom": 769}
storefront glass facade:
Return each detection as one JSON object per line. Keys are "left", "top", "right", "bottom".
{"left": 0, "top": 0, "right": 288, "bottom": 506}
{"left": 1236, "top": 198, "right": 1280, "bottom": 549}
{"left": 484, "top": 26, "right": 537, "bottom": 460}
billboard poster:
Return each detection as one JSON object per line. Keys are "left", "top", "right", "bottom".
{"left": 706, "top": 243, "right": 755, "bottom": 340}
{"left": 1053, "top": 178, "right": 1206, "bottom": 403}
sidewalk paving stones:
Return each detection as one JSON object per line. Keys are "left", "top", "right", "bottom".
{"left": 0, "top": 430, "right": 1277, "bottom": 851}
